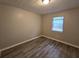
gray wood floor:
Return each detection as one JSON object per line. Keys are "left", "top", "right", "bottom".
{"left": 2, "top": 37, "right": 79, "bottom": 58}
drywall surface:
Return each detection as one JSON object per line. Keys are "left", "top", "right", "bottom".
{"left": 42, "top": 8, "right": 79, "bottom": 47}
{"left": 0, "top": 5, "right": 41, "bottom": 49}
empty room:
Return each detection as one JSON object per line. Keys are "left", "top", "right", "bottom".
{"left": 0, "top": 0, "right": 79, "bottom": 58}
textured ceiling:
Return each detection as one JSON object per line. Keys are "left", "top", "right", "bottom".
{"left": 0, "top": 0, "right": 79, "bottom": 14}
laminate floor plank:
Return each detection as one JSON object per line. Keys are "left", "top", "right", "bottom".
{"left": 2, "top": 37, "right": 79, "bottom": 58}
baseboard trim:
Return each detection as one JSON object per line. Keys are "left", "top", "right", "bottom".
{"left": 42, "top": 35, "right": 79, "bottom": 49}
{"left": 1, "top": 36, "right": 41, "bottom": 52}
{"left": 1, "top": 35, "right": 79, "bottom": 57}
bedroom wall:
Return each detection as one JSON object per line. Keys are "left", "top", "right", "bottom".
{"left": 0, "top": 5, "right": 42, "bottom": 49}
{"left": 42, "top": 8, "right": 79, "bottom": 47}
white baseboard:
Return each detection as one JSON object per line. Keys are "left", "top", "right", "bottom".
{"left": 1, "top": 36, "right": 41, "bottom": 52}
{"left": 42, "top": 35, "right": 79, "bottom": 49}
{"left": 0, "top": 35, "right": 79, "bottom": 57}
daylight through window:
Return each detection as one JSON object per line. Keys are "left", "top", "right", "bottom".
{"left": 52, "top": 16, "right": 64, "bottom": 32}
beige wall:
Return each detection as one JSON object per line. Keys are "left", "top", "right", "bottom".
{"left": 0, "top": 5, "right": 42, "bottom": 49}
{"left": 42, "top": 8, "right": 79, "bottom": 47}
{"left": 0, "top": 4, "right": 79, "bottom": 50}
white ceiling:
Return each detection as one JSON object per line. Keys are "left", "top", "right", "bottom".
{"left": 0, "top": 0, "right": 79, "bottom": 14}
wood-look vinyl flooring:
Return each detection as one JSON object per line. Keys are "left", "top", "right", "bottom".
{"left": 2, "top": 37, "right": 79, "bottom": 58}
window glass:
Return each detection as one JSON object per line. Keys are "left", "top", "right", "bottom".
{"left": 52, "top": 16, "right": 64, "bottom": 32}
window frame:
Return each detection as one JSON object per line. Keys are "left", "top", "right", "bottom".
{"left": 51, "top": 16, "right": 64, "bottom": 32}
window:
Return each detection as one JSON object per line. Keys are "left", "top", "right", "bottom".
{"left": 52, "top": 16, "right": 64, "bottom": 32}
